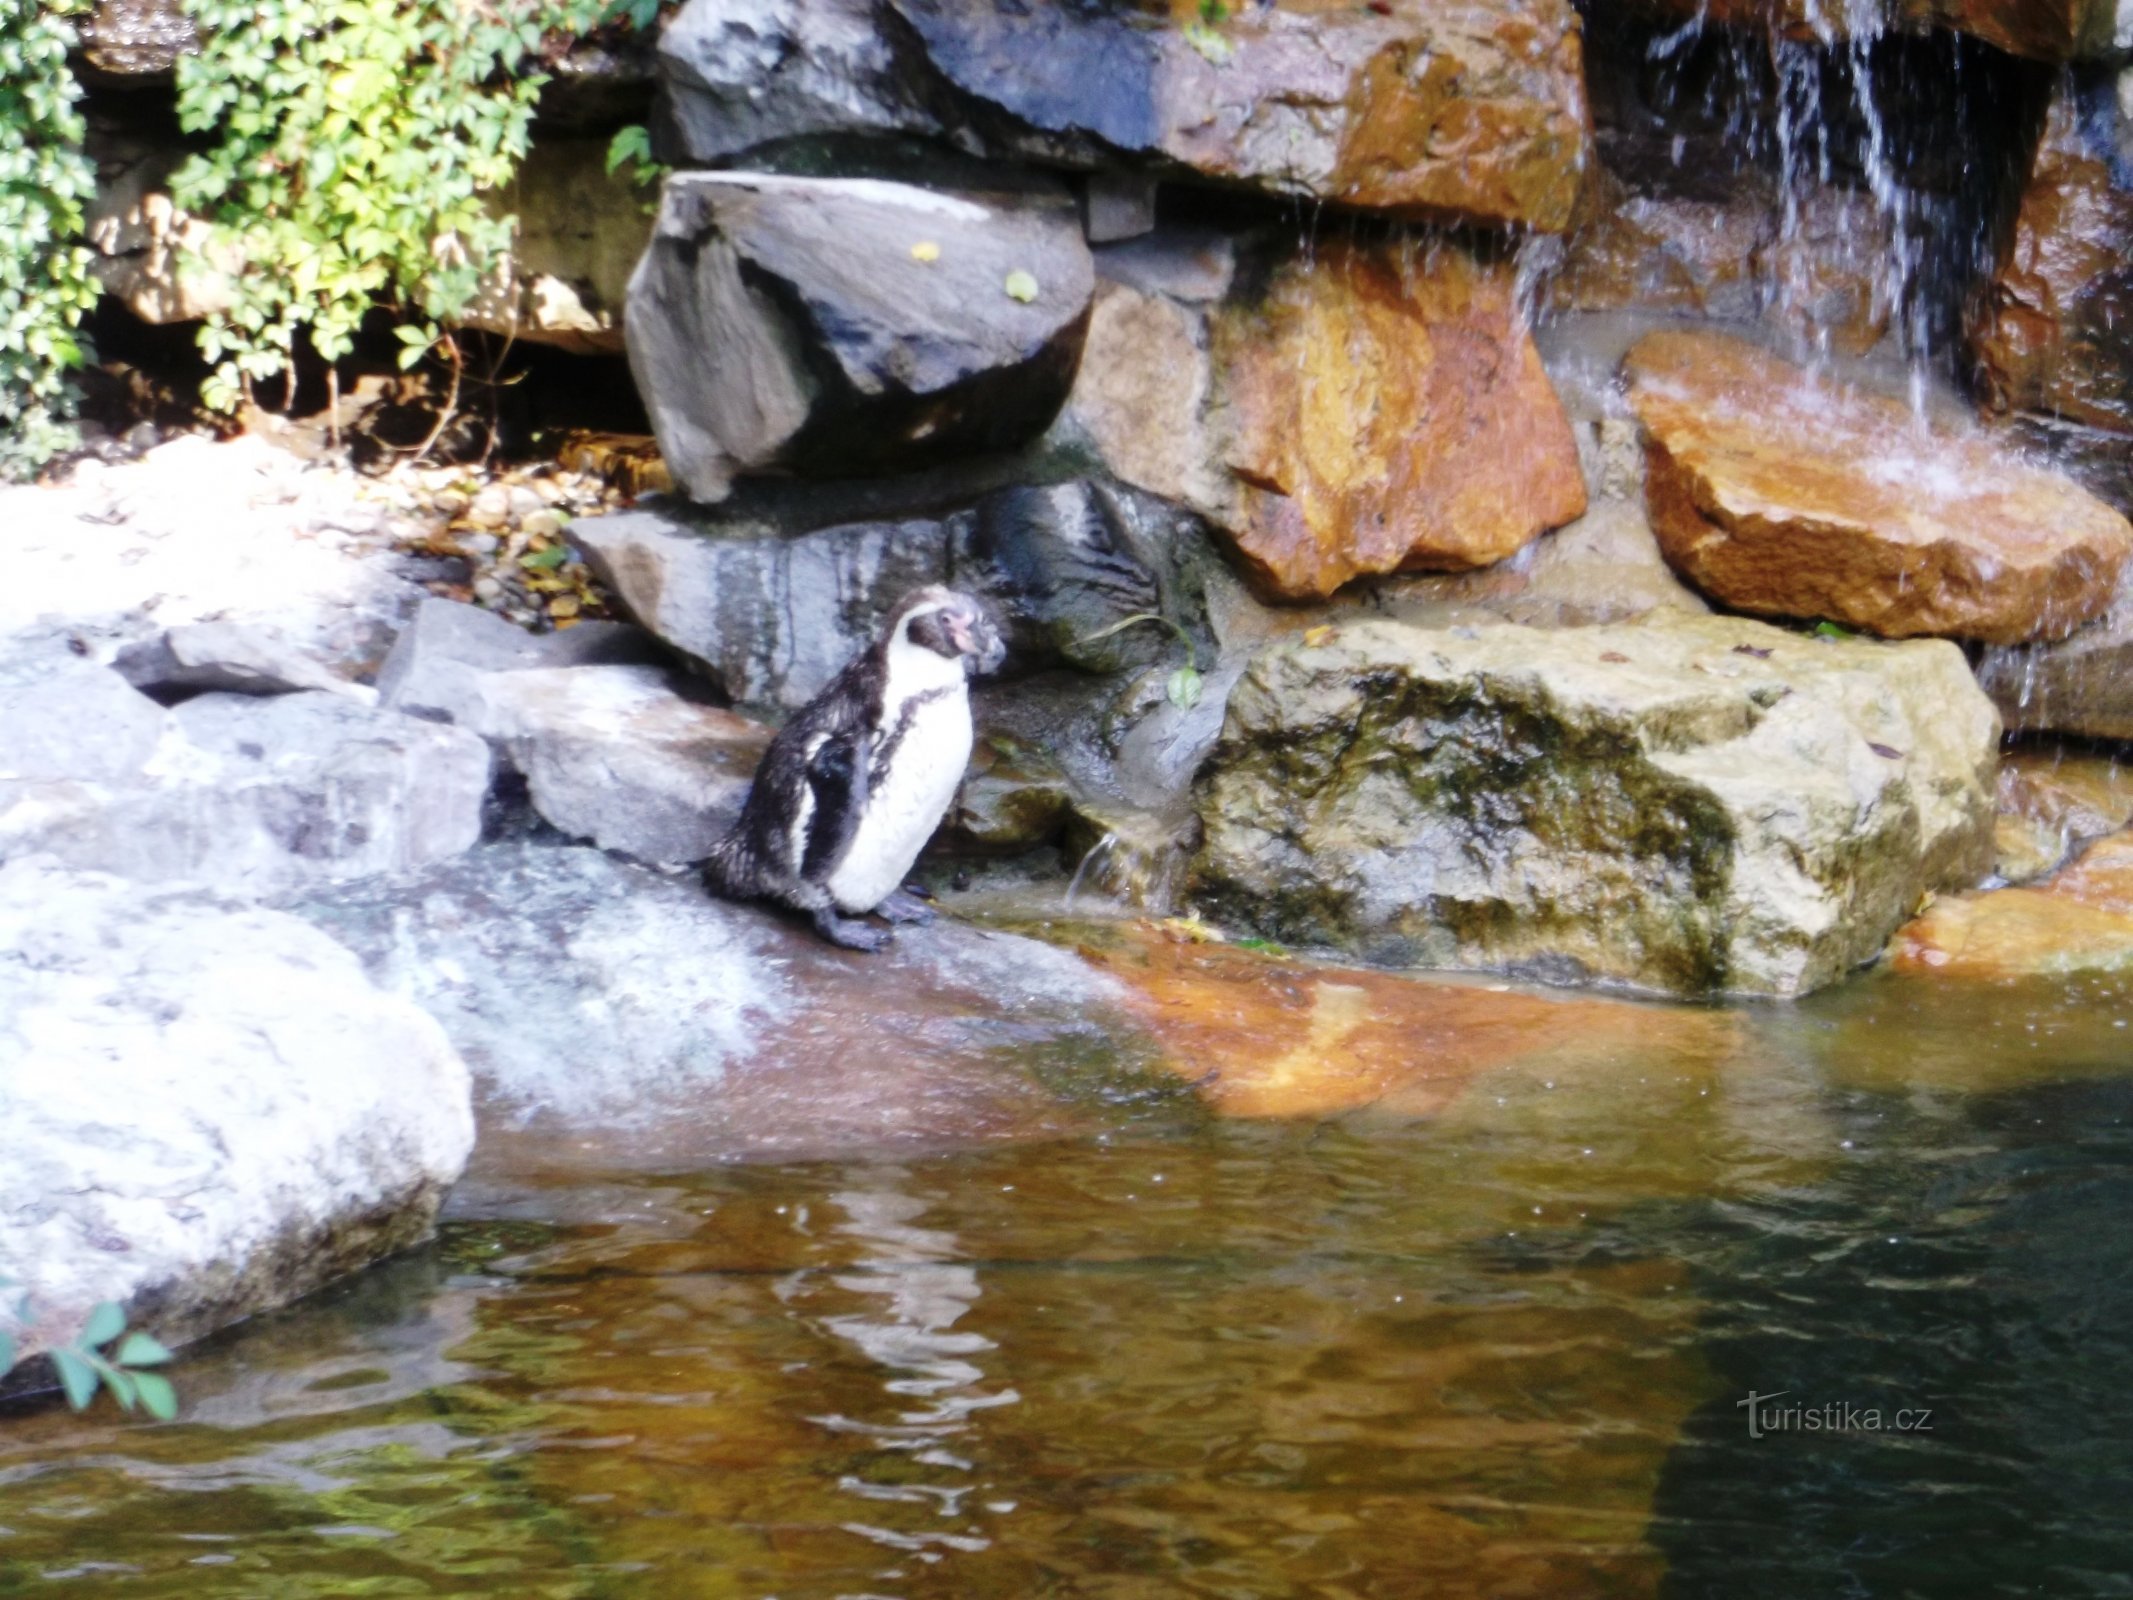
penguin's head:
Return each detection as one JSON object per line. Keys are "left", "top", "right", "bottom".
{"left": 889, "top": 587, "right": 1006, "bottom": 677}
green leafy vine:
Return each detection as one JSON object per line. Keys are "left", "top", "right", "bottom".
{"left": 0, "top": 0, "right": 98, "bottom": 481}
{"left": 169, "top": 0, "right": 651, "bottom": 416}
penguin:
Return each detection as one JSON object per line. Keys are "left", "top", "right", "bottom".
{"left": 703, "top": 585, "right": 1006, "bottom": 951}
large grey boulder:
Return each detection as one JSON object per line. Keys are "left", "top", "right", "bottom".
{"left": 294, "top": 841, "right": 1143, "bottom": 1164}
{"left": 626, "top": 172, "right": 1094, "bottom": 501}
{"left": 1192, "top": 611, "right": 2000, "bottom": 998}
{"left": 376, "top": 596, "right": 659, "bottom": 727}
{"left": 473, "top": 665, "right": 770, "bottom": 864}
{"left": 576, "top": 476, "right": 1204, "bottom": 707}
{"left": 1, "top": 688, "right": 491, "bottom": 897}
{"left": 0, "top": 646, "right": 166, "bottom": 788}
{"left": 657, "top": 0, "right": 1592, "bottom": 233}
{"left": 0, "top": 860, "right": 473, "bottom": 1364}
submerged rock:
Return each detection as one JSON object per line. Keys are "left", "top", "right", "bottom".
{"left": 627, "top": 172, "right": 1093, "bottom": 502}
{"left": 1894, "top": 831, "right": 2133, "bottom": 978}
{"left": 1625, "top": 330, "right": 2133, "bottom": 644}
{"left": 658, "top": 0, "right": 1592, "bottom": 231}
{"left": 1192, "top": 610, "right": 1998, "bottom": 998}
{"left": 1060, "top": 235, "right": 1588, "bottom": 601}
{"left": 0, "top": 860, "right": 472, "bottom": 1365}
{"left": 1083, "top": 921, "right": 1738, "bottom": 1119}
{"left": 293, "top": 841, "right": 1150, "bottom": 1165}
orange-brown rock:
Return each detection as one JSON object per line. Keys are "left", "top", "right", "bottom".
{"left": 1625, "top": 330, "right": 2133, "bottom": 644}
{"left": 1621, "top": 0, "right": 2119, "bottom": 62}
{"left": 1893, "top": 831, "right": 2133, "bottom": 977}
{"left": 1967, "top": 70, "right": 2133, "bottom": 457}
{"left": 1992, "top": 746, "right": 2133, "bottom": 882}
{"left": 1084, "top": 922, "right": 1732, "bottom": 1120}
{"left": 1211, "top": 241, "right": 1588, "bottom": 601}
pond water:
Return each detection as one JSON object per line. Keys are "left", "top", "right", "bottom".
{"left": 4, "top": 961, "right": 2131, "bottom": 1598}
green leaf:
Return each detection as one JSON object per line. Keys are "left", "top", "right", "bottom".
{"left": 98, "top": 1362, "right": 139, "bottom": 1411}
{"left": 1003, "top": 269, "right": 1040, "bottom": 303}
{"left": 605, "top": 124, "right": 652, "bottom": 176}
{"left": 521, "top": 544, "right": 568, "bottom": 570}
{"left": 133, "top": 1372, "right": 178, "bottom": 1422}
{"left": 117, "top": 1332, "right": 173, "bottom": 1368}
{"left": 81, "top": 1301, "right": 124, "bottom": 1349}
{"left": 1166, "top": 666, "right": 1204, "bottom": 711}
{"left": 51, "top": 1347, "right": 97, "bottom": 1410}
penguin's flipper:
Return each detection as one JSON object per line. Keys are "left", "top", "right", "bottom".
{"left": 798, "top": 726, "right": 868, "bottom": 881}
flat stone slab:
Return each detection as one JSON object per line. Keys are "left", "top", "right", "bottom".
{"left": 1192, "top": 608, "right": 1999, "bottom": 997}
{"left": 1625, "top": 330, "right": 2133, "bottom": 644}
{"left": 0, "top": 860, "right": 473, "bottom": 1364}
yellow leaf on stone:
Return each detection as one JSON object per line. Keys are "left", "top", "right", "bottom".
{"left": 910, "top": 241, "right": 941, "bottom": 263}
{"left": 1004, "top": 269, "right": 1039, "bottom": 303}
{"left": 1302, "top": 625, "right": 1337, "bottom": 646}
{"left": 550, "top": 593, "right": 581, "bottom": 620}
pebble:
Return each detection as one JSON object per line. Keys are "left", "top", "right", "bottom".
{"left": 520, "top": 509, "right": 565, "bottom": 539}
{"left": 466, "top": 485, "right": 512, "bottom": 529}
{"left": 507, "top": 486, "right": 546, "bottom": 519}
{"left": 433, "top": 488, "right": 471, "bottom": 517}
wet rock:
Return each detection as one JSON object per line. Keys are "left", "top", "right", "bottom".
{"left": 626, "top": 172, "right": 1093, "bottom": 502}
{"left": 1991, "top": 745, "right": 2133, "bottom": 882}
{"left": 473, "top": 665, "right": 770, "bottom": 865}
{"left": 293, "top": 841, "right": 1149, "bottom": 1164}
{"left": 2, "top": 692, "right": 490, "bottom": 896}
{"left": 1626, "top": 0, "right": 2123, "bottom": 62}
{"left": 1549, "top": 170, "right": 1769, "bottom": 326}
{"left": 1625, "top": 330, "right": 2133, "bottom": 644}
{"left": 575, "top": 476, "right": 1200, "bottom": 708}
{"left": 1192, "top": 610, "right": 1999, "bottom": 998}
{"left": 1082, "top": 921, "right": 1738, "bottom": 1119}
{"left": 1058, "top": 235, "right": 1588, "bottom": 601}
{"left": 1894, "top": 832, "right": 2133, "bottom": 978}
{"left": 0, "top": 860, "right": 471, "bottom": 1364}
{"left": 950, "top": 731, "right": 1075, "bottom": 851}
{"left": 376, "top": 596, "right": 659, "bottom": 727}
{"left": 113, "top": 621, "right": 373, "bottom": 703}
{"left": 658, "top": 0, "right": 1593, "bottom": 231}
{"left": 1968, "top": 66, "right": 2133, "bottom": 506}
{"left": 1978, "top": 573, "right": 2133, "bottom": 740}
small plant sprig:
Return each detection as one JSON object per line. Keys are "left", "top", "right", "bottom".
{"left": 0, "top": 1279, "right": 178, "bottom": 1421}
{"left": 1081, "top": 612, "right": 1204, "bottom": 710}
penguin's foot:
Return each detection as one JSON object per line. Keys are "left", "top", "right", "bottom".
{"left": 875, "top": 889, "right": 937, "bottom": 925}
{"left": 813, "top": 907, "right": 890, "bottom": 952}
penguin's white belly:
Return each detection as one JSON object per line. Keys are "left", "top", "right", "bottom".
{"left": 827, "top": 687, "right": 971, "bottom": 912}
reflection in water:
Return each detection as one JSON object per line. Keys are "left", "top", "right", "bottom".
{"left": 0, "top": 971, "right": 2130, "bottom": 1596}
{"left": 794, "top": 1182, "right": 1016, "bottom": 1577}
